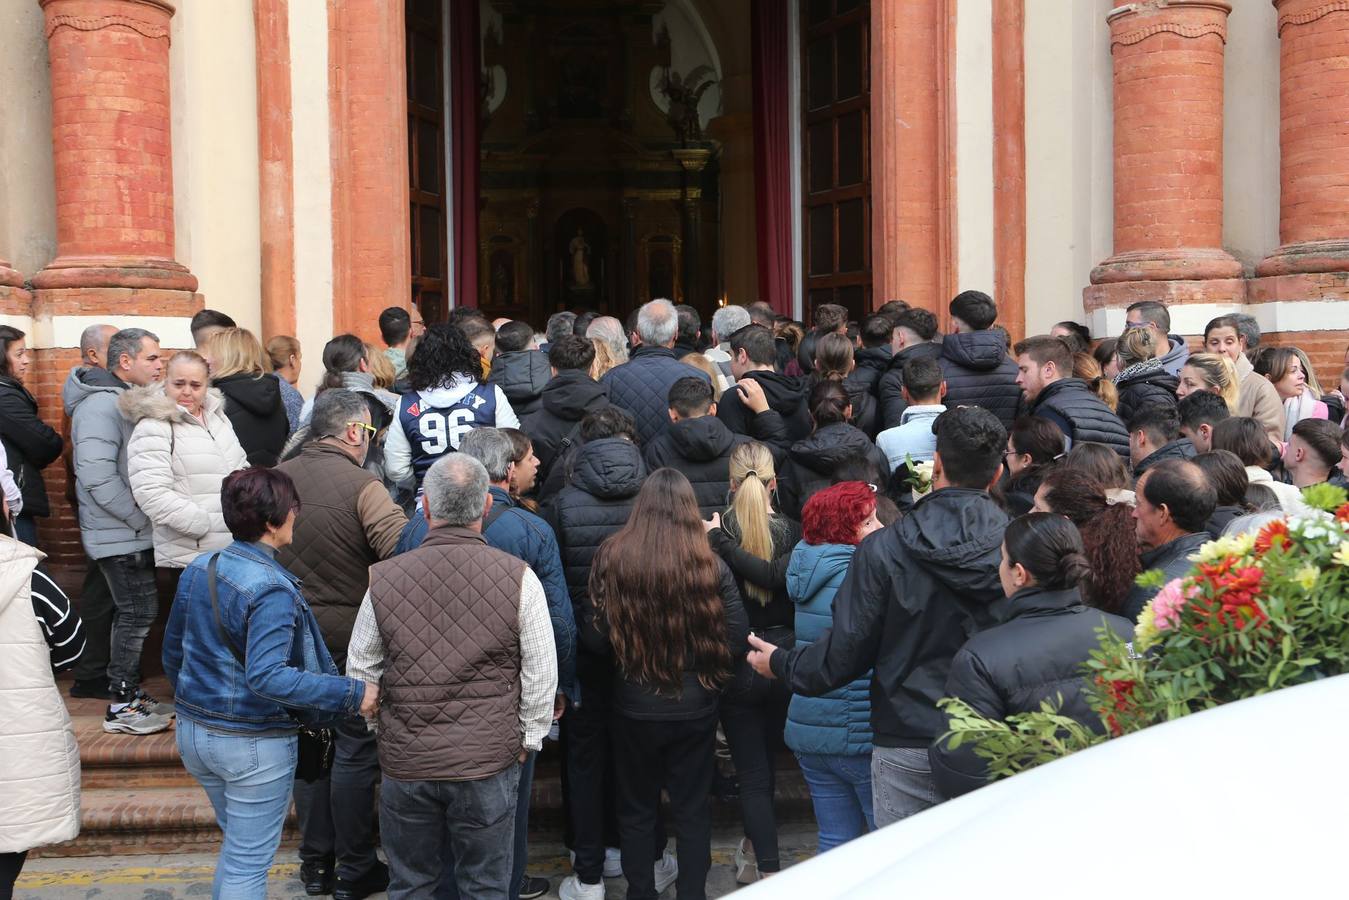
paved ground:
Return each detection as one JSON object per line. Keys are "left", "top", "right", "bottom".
{"left": 15, "top": 826, "right": 818, "bottom": 898}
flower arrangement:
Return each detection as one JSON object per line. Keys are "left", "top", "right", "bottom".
{"left": 903, "top": 454, "right": 935, "bottom": 499}
{"left": 939, "top": 483, "right": 1349, "bottom": 780}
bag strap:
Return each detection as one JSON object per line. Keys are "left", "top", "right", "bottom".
{"left": 557, "top": 418, "right": 584, "bottom": 454}
{"left": 207, "top": 553, "right": 246, "bottom": 669}
{"left": 484, "top": 501, "right": 509, "bottom": 532}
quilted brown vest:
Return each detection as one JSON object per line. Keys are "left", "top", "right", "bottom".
{"left": 369, "top": 525, "right": 526, "bottom": 781}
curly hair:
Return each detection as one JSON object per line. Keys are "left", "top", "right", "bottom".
{"left": 802, "top": 481, "right": 877, "bottom": 546}
{"left": 589, "top": 469, "right": 731, "bottom": 695}
{"left": 407, "top": 323, "right": 481, "bottom": 391}
{"left": 1038, "top": 468, "right": 1140, "bottom": 615}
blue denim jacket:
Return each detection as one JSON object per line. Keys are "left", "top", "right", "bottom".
{"left": 163, "top": 540, "right": 362, "bottom": 732}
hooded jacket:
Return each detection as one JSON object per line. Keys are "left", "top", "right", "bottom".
{"left": 122, "top": 385, "right": 249, "bottom": 568}
{"left": 783, "top": 541, "right": 873, "bottom": 758}
{"left": 717, "top": 369, "right": 813, "bottom": 446}
{"left": 807, "top": 373, "right": 881, "bottom": 440}
{"left": 1132, "top": 437, "right": 1196, "bottom": 478}
{"left": 0, "top": 374, "right": 64, "bottom": 519}
{"left": 1122, "top": 531, "right": 1210, "bottom": 621}
{"left": 383, "top": 375, "right": 520, "bottom": 486}
{"left": 938, "top": 332, "right": 1023, "bottom": 428}
{"left": 1234, "top": 352, "right": 1287, "bottom": 442}
{"left": 930, "top": 586, "right": 1133, "bottom": 798}
{"left": 600, "top": 345, "right": 711, "bottom": 445}
{"left": 877, "top": 341, "right": 944, "bottom": 429}
{"left": 770, "top": 487, "right": 1009, "bottom": 748}
{"left": 64, "top": 366, "right": 151, "bottom": 559}
{"left": 1028, "top": 377, "right": 1131, "bottom": 456}
{"left": 1114, "top": 360, "right": 1179, "bottom": 426}
{"left": 521, "top": 370, "right": 616, "bottom": 487}
{"left": 489, "top": 349, "right": 551, "bottom": 418}
{"left": 849, "top": 345, "right": 892, "bottom": 398}
{"left": 0, "top": 537, "right": 81, "bottom": 854}
{"left": 643, "top": 415, "right": 746, "bottom": 517}
{"left": 212, "top": 372, "right": 290, "bottom": 467}
{"left": 778, "top": 422, "right": 891, "bottom": 520}
{"left": 1158, "top": 334, "right": 1190, "bottom": 378}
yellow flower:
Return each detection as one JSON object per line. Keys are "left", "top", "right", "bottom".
{"left": 1195, "top": 533, "right": 1256, "bottom": 565}
{"left": 1134, "top": 605, "right": 1159, "bottom": 653}
{"left": 1294, "top": 565, "right": 1320, "bottom": 592}
{"left": 1334, "top": 541, "right": 1349, "bottom": 568}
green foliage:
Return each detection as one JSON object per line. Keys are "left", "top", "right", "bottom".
{"left": 937, "top": 698, "right": 1103, "bottom": 778}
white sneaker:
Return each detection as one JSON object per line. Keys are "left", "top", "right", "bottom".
{"left": 735, "top": 837, "right": 759, "bottom": 885}
{"left": 558, "top": 873, "right": 605, "bottom": 900}
{"left": 653, "top": 849, "right": 679, "bottom": 894}
{"left": 567, "top": 848, "right": 623, "bottom": 880}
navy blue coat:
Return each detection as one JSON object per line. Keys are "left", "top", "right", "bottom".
{"left": 600, "top": 346, "right": 711, "bottom": 445}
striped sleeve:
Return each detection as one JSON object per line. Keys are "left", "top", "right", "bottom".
{"left": 30, "top": 566, "right": 85, "bottom": 672}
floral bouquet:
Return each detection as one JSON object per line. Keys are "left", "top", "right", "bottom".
{"left": 939, "top": 483, "right": 1349, "bottom": 780}
{"left": 903, "top": 454, "right": 935, "bottom": 500}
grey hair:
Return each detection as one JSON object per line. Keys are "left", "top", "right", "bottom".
{"left": 80, "top": 323, "right": 116, "bottom": 360}
{"left": 458, "top": 427, "right": 513, "bottom": 482}
{"left": 106, "top": 328, "right": 159, "bottom": 370}
{"left": 586, "top": 316, "right": 629, "bottom": 365}
{"left": 310, "top": 389, "right": 370, "bottom": 439}
{"left": 424, "top": 453, "right": 490, "bottom": 526}
{"left": 1232, "top": 313, "right": 1261, "bottom": 350}
{"left": 637, "top": 298, "right": 678, "bottom": 346}
{"left": 711, "top": 305, "right": 751, "bottom": 343}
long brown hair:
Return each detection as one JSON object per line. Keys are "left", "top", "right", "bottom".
{"left": 589, "top": 468, "right": 731, "bottom": 695}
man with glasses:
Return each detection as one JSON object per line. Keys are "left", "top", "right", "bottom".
{"left": 276, "top": 389, "right": 408, "bottom": 900}
{"left": 1124, "top": 300, "right": 1189, "bottom": 378}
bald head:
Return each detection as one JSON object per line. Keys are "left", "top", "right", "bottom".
{"left": 80, "top": 324, "right": 118, "bottom": 368}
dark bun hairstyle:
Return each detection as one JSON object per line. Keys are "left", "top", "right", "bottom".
{"left": 1004, "top": 512, "right": 1090, "bottom": 591}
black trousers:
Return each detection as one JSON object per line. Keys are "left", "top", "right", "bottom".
{"left": 293, "top": 716, "right": 381, "bottom": 881}
{"left": 563, "top": 664, "right": 625, "bottom": 884}
{"left": 70, "top": 559, "right": 113, "bottom": 685}
{"left": 612, "top": 714, "right": 717, "bottom": 900}
{"left": 0, "top": 851, "right": 27, "bottom": 900}
{"left": 720, "top": 670, "right": 791, "bottom": 872}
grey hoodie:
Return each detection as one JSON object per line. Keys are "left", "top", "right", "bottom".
{"left": 1159, "top": 334, "right": 1191, "bottom": 379}
{"left": 63, "top": 366, "right": 151, "bottom": 558}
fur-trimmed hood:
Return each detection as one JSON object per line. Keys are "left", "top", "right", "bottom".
{"left": 118, "top": 383, "right": 228, "bottom": 426}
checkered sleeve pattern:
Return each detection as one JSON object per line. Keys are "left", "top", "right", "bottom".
{"left": 517, "top": 568, "right": 559, "bottom": 751}
{"left": 345, "top": 591, "right": 386, "bottom": 684}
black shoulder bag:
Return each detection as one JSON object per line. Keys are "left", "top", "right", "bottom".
{"left": 207, "top": 554, "right": 335, "bottom": 782}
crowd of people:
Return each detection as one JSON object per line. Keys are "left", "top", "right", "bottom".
{"left": 2, "top": 292, "right": 1348, "bottom": 900}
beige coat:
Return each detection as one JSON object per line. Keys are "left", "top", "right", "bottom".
{"left": 1235, "top": 353, "right": 1286, "bottom": 443}
{"left": 0, "top": 537, "right": 81, "bottom": 853}
{"left": 122, "top": 385, "right": 249, "bottom": 569}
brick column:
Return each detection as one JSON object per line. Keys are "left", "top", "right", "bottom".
{"left": 1086, "top": 1, "right": 1243, "bottom": 316}
{"left": 0, "top": 258, "right": 32, "bottom": 320}
{"left": 1255, "top": 0, "right": 1349, "bottom": 283}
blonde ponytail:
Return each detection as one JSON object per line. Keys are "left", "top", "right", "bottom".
{"left": 728, "top": 442, "right": 777, "bottom": 606}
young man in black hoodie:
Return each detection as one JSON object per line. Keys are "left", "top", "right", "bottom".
{"left": 938, "top": 290, "right": 1023, "bottom": 428}
{"left": 718, "top": 324, "right": 812, "bottom": 451}
{"left": 488, "top": 319, "right": 551, "bottom": 417}
{"left": 747, "top": 405, "right": 1010, "bottom": 826}
{"left": 520, "top": 335, "right": 614, "bottom": 489}
{"left": 878, "top": 307, "right": 944, "bottom": 429}
{"left": 643, "top": 377, "right": 751, "bottom": 517}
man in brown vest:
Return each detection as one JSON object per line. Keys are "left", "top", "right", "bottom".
{"left": 276, "top": 389, "right": 407, "bottom": 900}
{"left": 347, "top": 453, "right": 558, "bottom": 900}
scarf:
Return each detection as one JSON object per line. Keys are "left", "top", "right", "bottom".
{"left": 1114, "top": 357, "right": 1166, "bottom": 386}
{"left": 1282, "top": 389, "right": 1322, "bottom": 443}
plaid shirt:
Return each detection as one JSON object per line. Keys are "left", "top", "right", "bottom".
{"left": 346, "top": 567, "right": 557, "bottom": 751}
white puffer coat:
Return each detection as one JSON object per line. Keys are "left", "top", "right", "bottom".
{"left": 0, "top": 537, "right": 80, "bottom": 853}
{"left": 122, "top": 385, "right": 249, "bottom": 568}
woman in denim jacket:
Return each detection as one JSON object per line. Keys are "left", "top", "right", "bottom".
{"left": 163, "top": 467, "right": 377, "bottom": 900}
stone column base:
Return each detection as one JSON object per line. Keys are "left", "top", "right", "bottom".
{"left": 1247, "top": 270, "right": 1349, "bottom": 303}
{"left": 32, "top": 257, "right": 198, "bottom": 293}
{"left": 1255, "top": 240, "right": 1349, "bottom": 278}
{"left": 30, "top": 287, "right": 204, "bottom": 351}
{"left": 1083, "top": 276, "right": 1248, "bottom": 312}
{"left": 1089, "top": 248, "right": 1244, "bottom": 285}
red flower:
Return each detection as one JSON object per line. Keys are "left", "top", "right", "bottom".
{"left": 1254, "top": 520, "right": 1290, "bottom": 556}
{"left": 1335, "top": 503, "right": 1349, "bottom": 524}
{"left": 1095, "top": 676, "right": 1138, "bottom": 737}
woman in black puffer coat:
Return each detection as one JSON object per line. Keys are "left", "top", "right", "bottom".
{"left": 807, "top": 333, "right": 880, "bottom": 439}
{"left": 1112, "top": 328, "right": 1178, "bottom": 425}
{"left": 0, "top": 326, "right": 64, "bottom": 545}
{"left": 204, "top": 328, "right": 290, "bottom": 467}
{"left": 778, "top": 381, "right": 890, "bottom": 519}
{"left": 930, "top": 513, "right": 1133, "bottom": 799}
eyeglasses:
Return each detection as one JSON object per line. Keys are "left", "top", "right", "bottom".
{"left": 346, "top": 422, "right": 377, "bottom": 435}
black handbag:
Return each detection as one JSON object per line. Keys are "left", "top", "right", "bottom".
{"left": 207, "top": 553, "right": 335, "bottom": 783}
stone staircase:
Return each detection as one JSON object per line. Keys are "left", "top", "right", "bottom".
{"left": 43, "top": 676, "right": 814, "bottom": 858}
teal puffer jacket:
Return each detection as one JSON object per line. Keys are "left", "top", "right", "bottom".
{"left": 783, "top": 541, "right": 873, "bottom": 756}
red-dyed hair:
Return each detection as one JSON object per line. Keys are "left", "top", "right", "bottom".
{"left": 802, "top": 481, "right": 876, "bottom": 546}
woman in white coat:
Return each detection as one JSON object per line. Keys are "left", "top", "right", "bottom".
{"left": 123, "top": 351, "right": 249, "bottom": 574}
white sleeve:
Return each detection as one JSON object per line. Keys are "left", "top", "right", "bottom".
{"left": 494, "top": 386, "right": 520, "bottom": 430}
{"left": 383, "top": 412, "right": 413, "bottom": 484}
{"left": 0, "top": 442, "right": 21, "bottom": 517}
{"left": 345, "top": 592, "right": 387, "bottom": 684}
{"left": 516, "top": 568, "right": 558, "bottom": 751}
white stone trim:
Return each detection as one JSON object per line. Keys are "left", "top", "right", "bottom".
{"left": 1089, "top": 300, "right": 1349, "bottom": 339}
{"left": 0, "top": 314, "right": 35, "bottom": 335}
{"left": 22, "top": 315, "right": 194, "bottom": 350}
{"left": 955, "top": 0, "right": 995, "bottom": 296}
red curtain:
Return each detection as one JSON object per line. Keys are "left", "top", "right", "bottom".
{"left": 450, "top": 0, "right": 480, "bottom": 308}
{"left": 752, "top": 0, "right": 793, "bottom": 316}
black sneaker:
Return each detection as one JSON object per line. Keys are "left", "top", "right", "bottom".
{"left": 519, "top": 874, "right": 550, "bottom": 899}
{"left": 70, "top": 678, "right": 113, "bottom": 699}
{"left": 333, "top": 861, "right": 389, "bottom": 900}
{"left": 134, "top": 688, "right": 175, "bottom": 718}
{"left": 300, "top": 861, "right": 335, "bottom": 896}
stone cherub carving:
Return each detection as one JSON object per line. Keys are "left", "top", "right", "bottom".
{"left": 659, "top": 64, "right": 718, "bottom": 143}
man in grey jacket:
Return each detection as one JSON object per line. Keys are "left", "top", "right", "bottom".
{"left": 66, "top": 327, "right": 170, "bottom": 736}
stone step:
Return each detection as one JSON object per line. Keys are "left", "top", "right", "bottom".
{"left": 73, "top": 716, "right": 196, "bottom": 789}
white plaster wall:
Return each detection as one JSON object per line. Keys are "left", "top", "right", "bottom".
{"left": 955, "top": 0, "right": 995, "bottom": 298}
{"left": 1223, "top": 0, "right": 1280, "bottom": 269}
{"left": 1023, "top": 0, "right": 1114, "bottom": 336}
{"left": 0, "top": 0, "right": 57, "bottom": 276}
{"left": 171, "top": 2, "right": 264, "bottom": 338}
{"left": 289, "top": 0, "right": 334, "bottom": 395}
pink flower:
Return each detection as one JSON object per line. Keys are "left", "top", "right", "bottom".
{"left": 1150, "top": 578, "right": 1197, "bottom": 632}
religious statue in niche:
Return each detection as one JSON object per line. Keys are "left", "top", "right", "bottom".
{"left": 659, "top": 65, "right": 718, "bottom": 144}
{"left": 569, "top": 228, "right": 591, "bottom": 287}
{"left": 490, "top": 248, "right": 514, "bottom": 306}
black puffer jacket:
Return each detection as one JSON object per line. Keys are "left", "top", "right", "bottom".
{"left": 771, "top": 487, "right": 1010, "bottom": 747}
{"left": 1114, "top": 362, "right": 1179, "bottom": 426}
{"left": 807, "top": 374, "right": 880, "bottom": 440}
{"left": 643, "top": 416, "right": 746, "bottom": 517}
{"left": 1028, "top": 377, "right": 1130, "bottom": 456}
{"left": 1132, "top": 438, "right": 1196, "bottom": 478}
{"left": 707, "top": 510, "right": 802, "bottom": 632}
{"left": 0, "top": 375, "right": 64, "bottom": 518}
{"left": 878, "top": 342, "right": 944, "bottom": 429}
{"left": 938, "top": 332, "right": 1022, "bottom": 428}
{"left": 778, "top": 423, "right": 891, "bottom": 519}
{"left": 717, "top": 370, "right": 812, "bottom": 447}
{"left": 848, "top": 346, "right": 892, "bottom": 398}
{"left": 520, "top": 370, "right": 616, "bottom": 488}
{"left": 600, "top": 346, "right": 710, "bottom": 445}
{"left": 488, "top": 349, "right": 551, "bottom": 418}
{"left": 212, "top": 373, "right": 289, "bottom": 467}
{"left": 930, "top": 587, "right": 1133, "bottom": 798}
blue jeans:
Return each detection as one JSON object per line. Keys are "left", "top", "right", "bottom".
{"left": 176, "top": 716, "right": 298, "bottom": 900}
{"left": 795, "top": 752, "right": 874, "bottom": 852}
{"left": 382, "top": 765, "right": 521, "bottom": 900}
{"left": 436, "top": 751, "right": 536, "bottom": 900}
{"left": 870, "top": 746, "right": 939, "bottom": 829}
